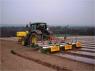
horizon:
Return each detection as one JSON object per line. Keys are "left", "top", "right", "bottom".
{"left": 0, "top": 23, "right": 95, "bottom": 27}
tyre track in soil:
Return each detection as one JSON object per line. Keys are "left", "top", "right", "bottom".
{"left": 11, "top": 50, "right": 70, "bottom": 71}
{"left": 11, "top": 48, "right": 94, "bottom": 71}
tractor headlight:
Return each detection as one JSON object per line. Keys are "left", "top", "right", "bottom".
{"left": 60, "top": 45, "right": 64, "bottom": 47}
{"left": 43, "top": 46, "right": 48, "bottom": 48}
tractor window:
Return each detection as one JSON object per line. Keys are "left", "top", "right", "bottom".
{"left": 31, "top": 24, "right": 36, "bottom": 30}
{"left": 38, "top": 24, "right": 47, "bottom": 29}
{"left": 30, "top": 23, "right": 47, "bottom": 30}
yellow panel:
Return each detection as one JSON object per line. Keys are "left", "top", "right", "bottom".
{"left": 51, "top": 45, "right": 60, "bottom": 52}
{"left": 16, "top": 31, "right": 27, "bottom": 37}
{"left": 17, "top": 37, "right": 22, "bottom": 39}
{"left": 65, "top": 45, "right": 72, "bottom": 50}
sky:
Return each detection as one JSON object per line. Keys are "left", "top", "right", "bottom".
{"left": 1, "top": 0, "right": 95, "bottom": 26}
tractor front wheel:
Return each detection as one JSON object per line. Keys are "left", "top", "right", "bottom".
{"left": 21, "top": 40, "right": 27, "bottom": 46}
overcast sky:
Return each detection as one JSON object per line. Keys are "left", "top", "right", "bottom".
{"left": 1, "top": 0, "right": 95, "bottom": 26}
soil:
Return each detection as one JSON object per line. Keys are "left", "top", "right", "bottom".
{"left": 0, "top": 37, "right": 95, "bottom": 71}
{"left": 0, "top": 39, "right": 56, "bottom": 71}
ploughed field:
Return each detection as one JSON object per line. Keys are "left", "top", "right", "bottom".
{"left": 0, "top": 38, "right": 56, "bottom": 71}
{"left": 0, "top": 36, "right": 95, "bottom": 71}
{"left": 55, "top": 36, "right": 95, "bottom": 64}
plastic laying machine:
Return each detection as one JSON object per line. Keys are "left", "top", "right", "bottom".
{"left": 16, "top": 22, "right": 82, "bottom": 53}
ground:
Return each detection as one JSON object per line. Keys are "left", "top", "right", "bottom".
{"left": 0, "top": 39, "right": 56, "bottom": 71}
{"left": 0, "top": 36, "right": 95, "bottom": 71}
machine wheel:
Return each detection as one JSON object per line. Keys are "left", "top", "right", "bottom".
{"left": 21, "top": 40, "right": 24, "bottom": 45}
{"left": 21, "top": 40, "right": 25, "bottom": 46}
{"left": 21, "top": 40, "right": 28, "bottom": 46}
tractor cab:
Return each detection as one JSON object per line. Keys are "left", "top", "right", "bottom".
{"left": 28, "top": 23, "right": 50, "bottom": 40}
{"left": 29, "top": 23, "right": 47, "bottom": 32}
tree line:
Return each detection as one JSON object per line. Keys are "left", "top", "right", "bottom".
{"left": 49, "top": 26, "right": 95, "bottom": 36}
{"left": 0, "top": 26, "right": 95, "bottom": 37}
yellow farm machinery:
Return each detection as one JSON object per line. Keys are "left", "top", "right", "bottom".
{"left": 16, "top": 22, "right": 82, "bottom": 53}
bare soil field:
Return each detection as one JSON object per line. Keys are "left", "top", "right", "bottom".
{"left": 0, "top": 36, "right": 95, "bottom": 71}
{"left": 0, "top": 39, "right": 56, "bottom": 71}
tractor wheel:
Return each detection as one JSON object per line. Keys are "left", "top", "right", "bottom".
{"left": 21, "top": 40, "right": 27, "bottom": 46}
{"left": 21, "top": 40, "right": 25, "bottom": 46}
